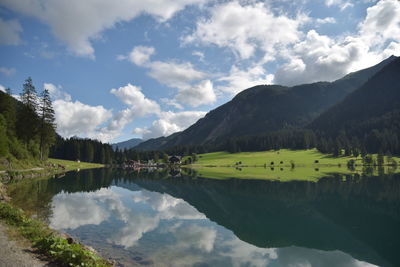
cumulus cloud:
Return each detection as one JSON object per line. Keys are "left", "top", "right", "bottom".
{"left": 274, "top": 30, "right": 372, "bottom": 85}
{"left": 0, "top": 18, "right": 22, "bottom": 45}
{"left": 218, "top": 65, "right": 274, "bottom": 95}
{"left": 161, "top": 98, "right": 184, "bottom": 110}
{"left": 325, "top": 0, "right": 354, "bottom": 10}
{"left": 184, "top": 1, "right": 306, "bottom": 59}
{"left": 274, "top": 0, "right": 400, "bottom": 86}
{"left": 44, "top": 83, "right": 71, "bottom": 101}
{"left": 121, "top": 45, "right": 216, "bottom": 107}
{"left": 359, "top": 0, "right": 400, "bottom": 47}
{"left": 176, "top": 80, "right": 216, "bottom": 107}
{"left": 133, "top": 110, "right": 206, "bottom": 139}
{"left": 148, "top": 61, "right": 207, "bottom": 88}
{"left": 102, "top": 83, "right": 160, "bottom": 139}
{"left": 129, "top": 46, "right": 155, "bottom": 66}
{"left": 316, "top": 17, "right": 336, "bottom": 24}
{"left": 0, "top": 0, "right": 204, "bottom": 57}
{"left": 0, "top": 67, "right": 16, "bottom": 76}
{"left": 110, "top": 83, "right": 160, "bottom": 113}
{"left": 0, "top": 85, "right": 5, "bottom": 93}
{"left": 53, "top": 99, "right": 112, "bottom": 138}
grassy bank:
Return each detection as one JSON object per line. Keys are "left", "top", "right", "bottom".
{"left": 0, "top": 158, "right": 104, "bottom": 181}
{"left": 0, "top": 201, "right": 111, "bottom": 267}
{"left": 48, "top": 158, "right": 104, "bottom": 171}
{"left": 186, "top": 149, "right": 400, "bottom": 181}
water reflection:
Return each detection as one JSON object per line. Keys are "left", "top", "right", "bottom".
{"left": 8, "top": 169, "right": 400, "bottom": 267}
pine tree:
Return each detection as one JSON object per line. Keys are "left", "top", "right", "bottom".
{"left": 21, "top": 77, "right": 38, "bottom": 111}
{"left": 17, "top": 77, "right": 40, "bottom": 146}
{"left": 38, "top": 88, "right": 56, "bottom": 160}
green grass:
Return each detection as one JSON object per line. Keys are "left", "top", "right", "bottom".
{"left": 0, "top": 202, "right": 111, "bottom": 267}
{"left": 0, "top": 158, "right": 104, "bottom": 180}
{"left": 48, "top": 158, "right": 104, "bottom": 171}
{"left": 186, "top": 149, "right": 400, "bottom": 181}
{"left": 190, "top": 149, "right": 362, "bottom": 166}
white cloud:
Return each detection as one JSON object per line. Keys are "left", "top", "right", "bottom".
{"left": 0, "top": 18, "right": 22, "bottom": 45}
{"left": 110, "top": 83, "right": 160, "bottom": 113}
{"left": 359, "top": 0, "right": 400, "bottom": 47}
{"left": 176, "top": 80, "right": 216, "bottom": 107}
{"left": 53, "top": 99, "right": 112, "bottom": 139}
{"left": 0, "top": 85, "right": 5, "bottom": 93}
{"left": 97, "top": 83, "right": 161, "bottom": 141}
{"left": 325, "top": 0, "right": 354, "bottom": 10}
{"left": 133, "top": 110, "right": 206, "bottom": 139}
{"left": 192, "top": 50, "right": 205, "bottom": 62}
{"left": 0, "top": 0, "right": 204, "bottom": 57}
{"left": 148, "top": 61, "right": 207, "bottom": 88}
{"left": 218, "top": 65, "right": 274, "bottom": 95}
{"left": 0, "top": 67, "right": 16, "bottom": 76}
{"left": 161, "top": 98, "right": 184, "bottom": 110}
{"left": 125, "top": 46, "right": 155, "bottom": 66}
{"left": 44, "top": 83, "right": 71, "bottom": 101}
{"left": 316, "top": 17, "right": 336, "bottom": 24}
{"left": 122, "top": 45, "right": 215, "bottom": 107}
{"left": 274, "top": 0, "right": 400, "bottom": 86}
{"left": 274, "top": 30, "right": 371, "bottom": 85}
{"left": 184, "top": 1, "right": 306, "bottom": 59}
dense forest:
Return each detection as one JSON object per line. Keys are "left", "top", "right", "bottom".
{"left": 0, "top": 78, "right": 56, "bottom": 163}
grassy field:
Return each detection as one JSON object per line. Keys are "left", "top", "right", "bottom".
{"left": 0, "top": 158, "right": 104, "bottom": 180}
{"left": 48, "top": 158, "right": 104, "bottom": 171}
{"left": 186, "top": 149, "right": 400, "bottom": 181}
{"left": 190, "top": 149, "right": 364, "bottom": 166}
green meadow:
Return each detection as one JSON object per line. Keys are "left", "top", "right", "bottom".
{"left": 186, "top": 149, "right": 400, "bottom": 181}
{"left": 48, "top": 158, "right": 104, "bottom": 171}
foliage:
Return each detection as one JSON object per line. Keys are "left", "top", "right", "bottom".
{"left": 50, "top": 136, "right": 113, "bottom": 164}
{"left": 0, "top": 78, "right": 56, "bottom": 162}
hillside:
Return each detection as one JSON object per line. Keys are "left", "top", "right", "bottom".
{"left": 135, "top": 56, "right": 397, "bottom": 151}
{"left": 112, "top": 138, "right": 142, "bottom": 150}
{"left": 310, "top": 57, "right": 400, "bottom": 153}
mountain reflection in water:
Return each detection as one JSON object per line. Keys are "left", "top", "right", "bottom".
{"left": 8, "top": 168, "right": 400, "bottom": 267}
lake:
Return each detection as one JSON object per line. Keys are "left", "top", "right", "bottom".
{"left": 7, "top": 168, "right": 400, "bottom": 267}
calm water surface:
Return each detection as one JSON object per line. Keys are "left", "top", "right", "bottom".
{"left": 8, "top": 169, "right": 400, "bottom": 267}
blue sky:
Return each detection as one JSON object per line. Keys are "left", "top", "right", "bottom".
{"left": 0, "top": 0, "right": 399, "bottom": 143}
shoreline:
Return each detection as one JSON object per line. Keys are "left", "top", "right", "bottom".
{"left": 0, "top": 161, "right": 112, "bottom": 267}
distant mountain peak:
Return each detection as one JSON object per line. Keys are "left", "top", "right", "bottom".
{"left": 112, "top": 138, "right": 143, "bottom": 150}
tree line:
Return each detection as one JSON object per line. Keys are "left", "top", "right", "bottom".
{"left": 0, "top": 77, "right": 56, "bottom": 161}
{"left": 49, "top": 136, "right": 114, "bottom": 164}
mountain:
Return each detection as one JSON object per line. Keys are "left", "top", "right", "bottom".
{"left": 310, "top": 56, "right": 400, "bottom": 152}
{"left": 112, "top": 138, "right": 143, "bottom": 150}
{"left": 135, "top": 55, "right": 397, "bottom": 151}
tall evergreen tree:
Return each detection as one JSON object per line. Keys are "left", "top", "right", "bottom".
{"left": 38, "top": 88, "right": 56, "bottom": 160}
{"left": 17, "top": 77, "right": 40, "bottom": 147}
{"left": 20, "top": 77, "right": 38, "bottom": 111}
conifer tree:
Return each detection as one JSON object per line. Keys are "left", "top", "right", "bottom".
{"left": 39, "top": 88, "right": 56, "bottom": 160}
{"left": 17, "top": 77, "right": 40, "bottom": 146}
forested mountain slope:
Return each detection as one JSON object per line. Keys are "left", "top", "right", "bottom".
{"left": 135, "top": 56, "right": 397, "bottom": 150}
